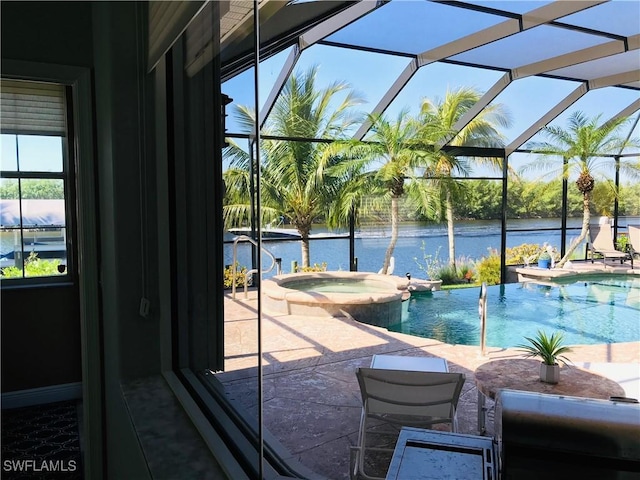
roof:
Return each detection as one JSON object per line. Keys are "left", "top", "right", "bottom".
{"left": 220, "top": 0, "right": 640, "bottom": 155}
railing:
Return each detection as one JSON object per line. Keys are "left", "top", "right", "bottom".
{"left": 231, "top": 235, "right": 279, "bottom": 299}
{"left": 479, "top": 282, "right": 488, "bottom": 356}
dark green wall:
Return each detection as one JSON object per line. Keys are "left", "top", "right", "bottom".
{"left": 1, "top": 286, "right": 82, "bottom": 391}
{"left": 1, "top": 2, "right": 93, "bottom": 67}
{"left": 0, "top": 1, "right": 93, "bottom": 393}
{"left": 2, "top": 2, "right": 158, "bottom": 478}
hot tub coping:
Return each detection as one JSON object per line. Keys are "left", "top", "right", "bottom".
{"left": 262, "top": 271, "right": 408, "bottom": 306}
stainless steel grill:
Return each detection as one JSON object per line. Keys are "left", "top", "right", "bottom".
{"left": 495, "top": 389, "right": 640, "bottom": 479}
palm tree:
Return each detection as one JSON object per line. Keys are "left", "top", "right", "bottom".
{"left": 419, "top": 87, "right": 511, "bottom": 272}
{"left": 223, "top": 66, "right": 364, "bottom": 268}
{"left": 324, "top": 109, "right": 441, "bottom": 273}
{"left": 523, "top": 111, "right": 640, "bottom": 267}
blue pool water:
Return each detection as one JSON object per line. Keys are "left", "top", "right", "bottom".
{"left": 390, "top": 276, "right": 640, "bottom": 348}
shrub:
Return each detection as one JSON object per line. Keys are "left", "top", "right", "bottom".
{"left": 1, "top": 252, "right": 63, "bottom": 278}
{"left": 476, "top": 248, "right": 501, "bottom": 285}
{"left": 505, "top": 243, "right": 542, "bottom": 265}
{"left": 300, "top": 262, "right": 328, "bottom": 272}
{"left": 413, "top": 243, "right": 445, "bottom": 280}
{"left": 224, "top": 262, "right": 249, "bottom": 289}
{"left": 455, "top": 256, "right": 476, "bottom": 283}
{"left": 435, "top": 263, "right": 457, "bottom": 285}
{"left": 616, "top": 233, "right": 631, "bottom": 252}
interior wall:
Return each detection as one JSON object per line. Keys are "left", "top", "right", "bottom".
{"left": 1, "top": 286, "right": 82, "bottom": 391}
{"left": 91, "top": 2, "right": 159, "bottom": 478}
{"left": 0, "top": 0, "right": 93, "bottom": 393}
{"left": 2, "top": 2, "right": 160, "bottom": 478}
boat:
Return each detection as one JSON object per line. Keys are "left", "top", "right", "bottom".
{"left": 228, "top": 227, "right": 302, "bottom": 239}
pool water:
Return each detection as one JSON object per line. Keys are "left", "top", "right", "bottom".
{"left": 391, "top": 276, "right": 640, "bottom": 348}
{"left": 285, "top": 278, "right": 394, "bottom": 294}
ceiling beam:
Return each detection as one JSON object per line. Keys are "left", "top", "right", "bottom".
{"left": 506, "top": 84, "right": 588, "bottom": 155}
{"left": 352, "top": 59, "right": 419, "bottom": 140}
{"left": 441, "top": 73, "right": 512, "bottom": 147}
{"left": 589, "top": 70, "right": 640, "bottom": 90}
{"left": 299, "top": 0, "right": 386, "bottom": 51}
{"left": 354, "top": 0, "right": 604, "bottom": 140}
{"left": 259, "top": 44, "right": 301, "bottom": 129}
{"left": 512, "top": 39, "right": 630, "bottom": 80}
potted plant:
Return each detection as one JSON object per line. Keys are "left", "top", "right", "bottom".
{"left": 517, "top": 330, "right": 572, "bottom": 384}
{"left": 538, "top": 251, "right": 552, "bottom": 269}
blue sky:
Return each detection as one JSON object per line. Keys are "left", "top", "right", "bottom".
{"left": 222, "top": 41, "right": 639, "bottom": 182}
{"left": 224, "top": 44, "right": 640, "bottom": 142}
{"left": 0, "top": 135, "right": 63, "bottom": 173}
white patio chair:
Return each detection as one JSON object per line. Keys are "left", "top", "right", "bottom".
{"left": 588, "top": 224, "right": 633, "bottom": 268}
{"left": 628, "top": 225, "right": 640, "bottom": 260}
{"left": 377, "top": 256, "right": 395, "bottom": 275}
{"left": 350, "top": 367, "right": 465, "bottom": 480}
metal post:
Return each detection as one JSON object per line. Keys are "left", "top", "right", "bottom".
{"left": 349, "top": 205, "right": 356, "bottom": 271}
{"left": 479, "top": 282, "right": 487, "bottom": 357}
{"left": 561, "top": 157, "right": 569, "bottom": 257}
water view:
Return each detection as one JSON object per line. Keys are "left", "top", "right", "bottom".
{"left": 225, "top": 217, "right": 592, "bottom": 280}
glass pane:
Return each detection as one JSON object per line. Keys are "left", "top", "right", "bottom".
{"left": 1, "top": 134, "right": 18, "bottom": 171}
{"left": 326, "top": 1, "right": 505, "bottom": 55}
{"left": 0, "top": 178, "right": 67, "bottom": 279}
{"left": 22, "top": 226, "right": 67, "bottom": 277}
{"left": 561, "top": 1, "right": 640, "bottom": 37}
{"left": 22, "top": 187, "right": 66, "bottom": 228}
{"left": 17, "top": 135, "right": 63, "bottom": 172}
{"left": 19, "top": 177, "right": 66, "bottom": 200}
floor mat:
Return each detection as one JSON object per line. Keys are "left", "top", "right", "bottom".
{"left": 1, "top": 400, "right": 83, "bottom": 479}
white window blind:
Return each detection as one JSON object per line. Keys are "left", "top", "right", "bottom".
{"left": 148, "top": 0, "right": 206, "bottom": 72}
{"left": 1, "top": 80, "right": 66, "bottom": 136}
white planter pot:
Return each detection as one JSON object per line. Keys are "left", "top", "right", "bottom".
{"left": 540, "top": 363, "right": 560, "bottom": 384}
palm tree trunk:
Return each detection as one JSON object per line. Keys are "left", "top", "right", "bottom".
{"left": 301, "top": 236, "right": 310, "bottom": 268}
{"left": 556, "top": 192, "right": 591, "bottom": 268}
{"left": 382, "top": 196, "right": 399, "bottom": 274}
{"left": 446, "top": 190, "right": 456, "bottom": 272}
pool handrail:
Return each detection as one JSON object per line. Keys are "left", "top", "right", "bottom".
{"left": 231, "top": 235, "right": 278, "bottom": 299}
{"left": 479, "top": 282, "right": 488, "bottom": 356}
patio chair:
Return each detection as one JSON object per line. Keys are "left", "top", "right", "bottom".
{"left": 628, "top": 224, "right": 640, "bottom": 259}
{"left": 377, "top": 256, "right": 395, "bottom": 275}
{"left": 350, "top": 367, "right": 465, "bottom": 480}
{"left": 588, "top": 224, "right": 633, "bottom": 268}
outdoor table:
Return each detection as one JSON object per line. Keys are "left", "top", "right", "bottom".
{"left": 371, "top": 354, "right": 449, "bottom": 372}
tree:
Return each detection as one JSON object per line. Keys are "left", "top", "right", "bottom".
{"left": 324, "top": 109, "right": 441, "bottom": 273}
{"left": 419, "top": 87, "right": 511, "bottom": 272}
{"left": 0, "top": 179, "right": 64, "bottom": 199}
{"left": 223, "top": 66, "right": 364, "bottom": 267}
{"left": 523, "top": 111, "right": 640, "bottom": 267}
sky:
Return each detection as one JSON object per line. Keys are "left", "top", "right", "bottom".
{"left": 223, "top": 44, "right": 639, "bottom": 147}
{"left": 0, "top": 134, "right": 63, "bottom": 173}
{"left": 221, "top": 1, "right": 639, "bottom": 181}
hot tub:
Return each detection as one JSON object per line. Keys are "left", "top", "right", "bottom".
{"left": 262, "top": 271, "right": 409, "bottom": 327}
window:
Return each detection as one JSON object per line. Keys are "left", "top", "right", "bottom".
{"left": 0, "top": 79, "right": 73, "bottom": 282}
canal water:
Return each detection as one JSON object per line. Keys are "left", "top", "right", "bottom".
{"left": 224, "top": 217, "right": 599, "bottom": 279}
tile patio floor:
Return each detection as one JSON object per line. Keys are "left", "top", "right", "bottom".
{"left": 217, "top": 265, "right": 640, "bottom": 480}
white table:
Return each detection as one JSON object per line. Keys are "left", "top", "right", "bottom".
{"left": 371, "top": 354, "right": 449, "bottom": 373}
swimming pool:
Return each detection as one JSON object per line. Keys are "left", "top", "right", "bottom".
{"left": 391, "top": 276, "right": 640, "bottom": 348}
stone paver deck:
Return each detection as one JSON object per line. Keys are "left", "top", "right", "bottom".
{"left": 218, "top": 271, "right": 639, "bottom": 480}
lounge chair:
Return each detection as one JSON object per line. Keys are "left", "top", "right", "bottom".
{"left": 377, "top": 256, "right": 395, "bottom": 275}
{"left": 350, "top": 367, "right": 465, "bottom": 480}
{"left": 588, "top": 224, "right": 633, "bottom": 268}
{"left": 628, "top": 224, "right": 640, "bottom": 259}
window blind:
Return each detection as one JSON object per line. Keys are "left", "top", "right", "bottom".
{"left": 1, "top": 79, "right": 66, "bottom": 136}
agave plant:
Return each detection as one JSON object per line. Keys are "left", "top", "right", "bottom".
{"left": 517, "top": 330, "right": 573, "bottom": 366}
